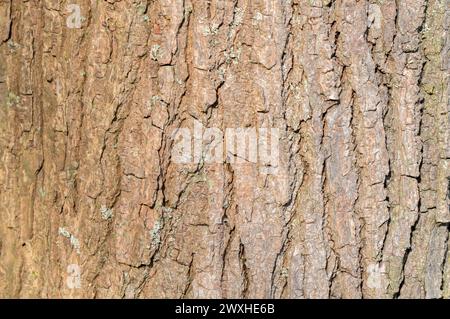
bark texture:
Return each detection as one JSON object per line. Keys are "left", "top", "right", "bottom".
{"left": 0, "top": 0, "right": 449, "bottom": 298}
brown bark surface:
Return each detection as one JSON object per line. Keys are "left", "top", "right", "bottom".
{"left": 0, "top": 0, "right": 449, "bottom": 298}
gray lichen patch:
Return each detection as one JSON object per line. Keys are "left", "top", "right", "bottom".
{"left": 280, "top": 268, "right": 289, "bottom": 278}
{"left": 150, "top": 95, "right": 162, "bottom": 107}
{"left": 367, "top": 263, "right": 387, "bottom": 289}
{"left": 150, "top": 44, "right": 162, "bottom": 61}
{"left": 252, "top": 12, "right": 263, "bottom": 26}
{"left": 228, "top": 7, "right": 245, "bottom": 40}
{"left": 58, "top": 227, "right": 80, "bottom": 254}
{"left": 148, "top": 205, "right": 175, "bottom": 248}
{"left": 70, "top": 236, "right": 80, "bottom": 253}
{"left": 6, "top": 40, "right": 19, "bottom": 52}
{"left": 161, "top": 206, "right": 173, "bottom": 215}
{"left": 202, "top": 23, "right": 220, "bottom": 36}
{"left": 58, "top": 227, "right": 71, "bottom": 238}
{"left": 231, "top": 7, "right": 245, "bottom": 28}
{"left": 100, "top": 205, "right": 113, "bottom": 220}
{"left": 150, "top": 219, "right": 163, "bottom": 247}
{"left": 217, "top": 67, "right": 226, "bottom": 82}
{"left": 224, "top": 47, "right": 242, "bottom": 65}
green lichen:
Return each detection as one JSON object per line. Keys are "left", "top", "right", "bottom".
{"left": 191, "top": 173, "right": 208, "bottom": 183}
{"left": 38, "top": 188, "right": 46, "bottom": 198}
{"left": 136, "top": 3, "right": 147, "bottom": 15}
{"left": 5, "top": 91, "right": 20, "bottom": 107}
{"left": 65, "top": 162, "right": 79, "bottom": 186}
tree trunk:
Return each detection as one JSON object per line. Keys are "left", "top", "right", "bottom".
{"left": 0, "top": 0, "right": 448, "bottom": 298}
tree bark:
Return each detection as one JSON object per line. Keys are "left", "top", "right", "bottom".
{"left": 0, "top": 0, "right": 448, "bottom": 298}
